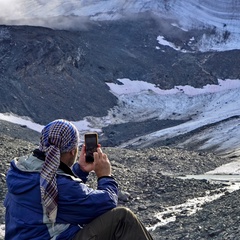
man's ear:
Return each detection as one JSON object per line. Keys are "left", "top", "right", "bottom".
{"left": 70, "top": 148, "right": 76, "bottom": 156}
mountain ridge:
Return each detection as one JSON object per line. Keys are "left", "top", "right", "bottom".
{"left": 1, "top": 15, "right": 240, "bottom": 126}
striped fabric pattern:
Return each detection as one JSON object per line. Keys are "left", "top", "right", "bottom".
{"left": 39, "top": 119, "right": 79, "bottom": 224}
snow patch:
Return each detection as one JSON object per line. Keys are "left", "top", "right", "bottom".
{"left": 0, "top": 113, "right": 43, "bottom": 132}
{"left": 0, "top": 224, "right": 4, "bottom": 240}
{"left": 1, "top": 78, "right": 240, "bottom": 156}
{"left": 148, "top": 183, "right": 240, "bottom": 232}
{"left": 157, "top": 35, "right": 187, "bottom": 52}
{"left": 0, "top": 1, "right": 240, "bottom": 51}
{"left": 106, "top": 78, "right": 240, "bottom": 156}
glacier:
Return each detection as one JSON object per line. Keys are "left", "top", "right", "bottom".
{"left": 0, "top": 0, "right": 239, "bottom": 156}
{"left": 0, "top": 0, "right": 240, "bottom": 51}
{"left": 1, "top": 78, "right": 240, "bottom": 158}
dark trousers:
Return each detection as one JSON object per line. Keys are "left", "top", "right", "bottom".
{"left": 73, "top": 207, "right": 153, "bottom": 240}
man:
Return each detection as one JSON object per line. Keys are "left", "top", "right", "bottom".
{"left": 4, "top": 119, "right": 153, "bottom": 239}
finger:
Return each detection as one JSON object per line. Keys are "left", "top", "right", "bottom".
{"left": 97, "top": 147, "right": 103, "bottom": 158}
{"left": 97, "top": 147, "right": 102, "bottom": 153}
{"left": 79, "top": 144, "right": 85, "bottom": 158}
{"left": 103, "top": 153, "right": 109, "bottom": 162}
{"left": 93, "top": 151, "right": 99, "bottom": 162}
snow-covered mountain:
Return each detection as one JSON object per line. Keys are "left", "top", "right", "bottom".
{"left": 1, "top": 0, "right": 240, "bottom": 25}
{"left": 1, "top": 0, "right": 240, "bottom": 51}
{"left": 0, "top": 0, "right": 240, "bottom": 158}
{"left": 2, "top": 78, "right": 240, "bottom": 158}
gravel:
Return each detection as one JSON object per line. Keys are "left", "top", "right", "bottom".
{"left": 1, "top": 120, "right": 239, "bottom": 239}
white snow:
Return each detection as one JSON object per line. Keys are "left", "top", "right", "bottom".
{"left": 1, "top": 78, "right": 240, "bottom": 155}
{"left": 1, "top": 78, "right": 240, "bottom": 158}
{"left": 0, "top": 113, "right": 43, "bottom": 132}
{"left": 0, "top": 0, "right": 240, "bottom": 51}
{"left": 156, "top": 36, "right": 186, "bottom": 52}
{"left": 157, "top": 32, "right": 240, "bottom": 53}
{"left": 207, "top": 160, "right": 240, "bottom": 175}
{"left": 0, "top": 113, "right": 101, "bottom": 145}
{"left": 105, "top": 78, "right": 240, "bottom": 157}
{"left": 108, "top": 78, "right": 240, "bottom": 96}
{"left": 0, "top": 225, "right": 4, "bottom": 239}
{"left": 147, "top": 183, "right": 240, "bottom": 232}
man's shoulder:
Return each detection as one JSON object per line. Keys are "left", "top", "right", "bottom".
{"left": 13, "top": 154, "right": 43, "bottom": 172}
{"left": 57, "top": 172, "right": 83, "bottom": 183}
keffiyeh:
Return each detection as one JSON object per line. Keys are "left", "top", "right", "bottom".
{"left": 39, "top": 119, "right": 79, "bottom": 224}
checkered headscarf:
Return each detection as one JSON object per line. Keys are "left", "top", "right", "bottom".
{"left": 39, "top": 119, "right": 79, "bottom": 224}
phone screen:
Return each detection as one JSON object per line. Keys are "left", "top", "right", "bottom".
{"left": 85, "top": 133, "right": 98, "bottom": 162}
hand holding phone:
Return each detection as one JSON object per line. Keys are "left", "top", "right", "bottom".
{"left": 84, "top": 132, "right": 98, "bottom": 163}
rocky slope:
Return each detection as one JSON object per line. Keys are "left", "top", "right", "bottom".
{"left": 1, "top": 120, "right": 239, "bottom": 239}
{"left": 1, "top": 16, "right": 240, "bottom": 125}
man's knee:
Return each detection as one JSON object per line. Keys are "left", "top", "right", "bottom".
{"left": 112, "top": 207, "right": 137, "bottom": 221}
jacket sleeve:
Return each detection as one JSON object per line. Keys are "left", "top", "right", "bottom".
{"left": 57, "top": 175, "right": 118, "bottom": 225}
{"left": 72, "top": 162, "right": 89, "bottom": 183}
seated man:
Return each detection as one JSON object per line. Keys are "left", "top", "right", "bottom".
{"left": 4, "top": 119, "right": 153, "bottom": 240}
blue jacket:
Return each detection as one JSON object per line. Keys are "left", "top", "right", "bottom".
{"left": 4, "top": 153, "right": 118, "bottom": 240}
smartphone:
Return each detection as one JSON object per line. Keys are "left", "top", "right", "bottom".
{"left": 84, "top": 132, "right": 98, "bottom": 162}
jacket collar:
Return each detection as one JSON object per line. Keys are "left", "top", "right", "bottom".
{"left": 33, "top": 149, "right": 75, "bottom": 177}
